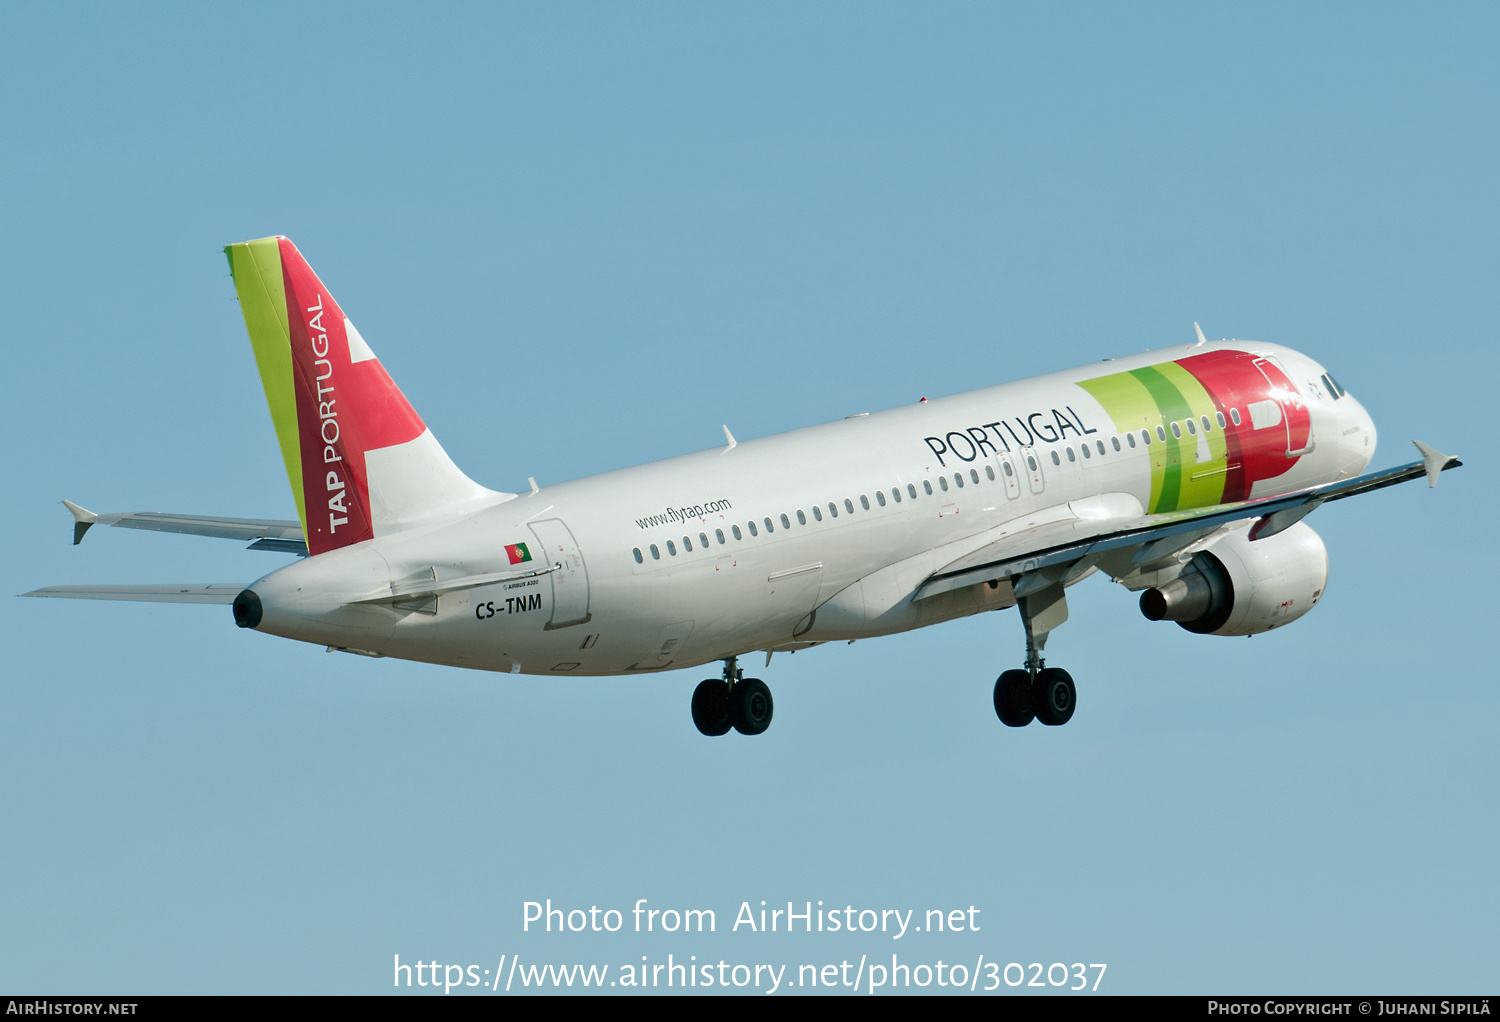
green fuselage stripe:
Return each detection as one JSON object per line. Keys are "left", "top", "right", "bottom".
{"left": 1075, "top": 371, "right": 1167, "bottom": 511}
{"left": 1149, "top": 361, "right": 1228, "bottom": 510}
{"left": 1126, "top": 366, "right": 1192, "bottom": 512}
{"left": 1078, "top": 359, "right": 1240, "bottom": 514}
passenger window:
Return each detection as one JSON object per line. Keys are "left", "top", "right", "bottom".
{"left": 860, "top": 495, "right": 870, "bottom": 510}
{"left": 844, "top": 498, "right": 855, "bottom": 513}
{"left": 829, "top": 502, "right": 839, "bottom": 518}
{"left": 1066, "top": 447, "right": 1076, "bottom": 462}
{"left": 748, "top": 521, "right": 759, "bottom": 536}
{"left": 796, "top": 510, "right": 807, "bottom": 525}
{"left": 1027, "top": 455, "right": 1038, "bottom": 471}
{"left": 763, "top": 517, "right": 774, "bottom": 533}
{"left": 1201, "top": 415, "right": 1212, "bottom": 432}
{"left": 1185, "top": 418, "right": 1196, "bottom": 435}
{"left": 1126, "top": 433, "right": 1136, "bottom": 448}
{"left": 1142, "top": 430, "right": 1152, "bottom": 446}
{"left": 683, "top": 536, "right": 692, "bottom": 552}
{"left": 1229, "top": 408, "right": 1241, "bottom": 426}
{"left": 1050, "top": 451, "right": 1060, "bottom": 466}
{"left": 732, "top": 525, "right": 742, "bottom": 540}
{"left": 1216, "top": 411, "right": 1227, "bottom": 428}
{"left": 667, "top": 540, "right": 677, "bottom": 556}
{"left": 875, "top": 491, "right": 886, "bottom": 506}
{"left": 1081, "top": 444, "right": 1091, "bottom": 459}
{"left": 923, "top": 481, "right": 933, "bottom": 495}
{"left": 780, "top": 513, "right": 790, "bottom": 529}
{"left": 1156, "top": 425, "right": 1167, "bottom": 442}
{"left": 700, "top": 532, "right": 709, "bottom": 548}
{"left": 893, "top": 488, "right": 902, "bottom": 503}
{"left": 954, "top": 473, "right": 963, "bottom": 488}
{"left": 633, "top": 547, "right": 643, "bottom": 563}
{"left": 812, "top": 506, "right": 823, "bottom": 522}
{"left": 1170, "top": 422, "right": 1181, "bottom": 439}
{"left": 650, "top": 544, "right": 660, "bottom": 559}
{"left": 985, "top": 465, "right": 995, "bottom": 480}
{"left": 1113, "top": 436, "right": 1122, "bottom": 451}
{"left": 907, "top": 484, "right": 917, "bottom": 499}
{"left": 938, "top": 476, "right": 949, "bottom": 491}
{"left": 1003, "top": 461, "right": 1014, "bottom": 476}
{"left": 1097, "top": 440, "right": 1106, "bottom": 455}
{"left": 970, "top": 468, "right": 980, "bottom": 483}
{"left": 716, "top": 529, "right": 725, "bottom": 544}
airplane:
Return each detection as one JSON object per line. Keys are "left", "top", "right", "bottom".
{"left": 23, "top": 236, "right": 1462, "bottom": 737}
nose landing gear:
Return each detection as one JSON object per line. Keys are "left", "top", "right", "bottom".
{"left": 992, "top": 580, "right": 1077, "bottom": 728}
{"left": 691, "top": 655, "right": 774, "bottom": 737}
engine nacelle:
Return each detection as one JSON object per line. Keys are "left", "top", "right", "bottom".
{"left": 1139, "top": 522, "right": 1329, "bottom": 636}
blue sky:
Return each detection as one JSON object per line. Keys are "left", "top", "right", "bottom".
{"left": 2, "top": 2, "right": 1495, "bottom": 994}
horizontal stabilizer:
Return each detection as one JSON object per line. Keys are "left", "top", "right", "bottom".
{"left": 19, "top": 584, "right": 247, "bottom": 604}
{"left": 61, "top": 500, "right": 305, "bottom": 552}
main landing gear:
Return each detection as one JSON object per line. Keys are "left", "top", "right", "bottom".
{"left": 993, "top": 579, "right": 1077, "bottom": 728}
{"left": 691, "top": 655, "right": 774, "bottom": 737}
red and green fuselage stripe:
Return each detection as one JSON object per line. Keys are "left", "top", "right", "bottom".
{"left": 1078, "top": 350, "right": 1310, "bottom": 513}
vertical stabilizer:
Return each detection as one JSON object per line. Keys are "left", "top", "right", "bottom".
{"left": 225, "top": 237, "right": 500, "bottom": 555}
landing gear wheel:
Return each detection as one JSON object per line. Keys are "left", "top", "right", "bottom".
{"left": 691, "top": 679, "right": 732, "bottom": 737}
{"left": 1033, "top": 667, "right": 1076, "bottom": 726}
{"left": 730, "top": 678, "right": 774, "bottom": 735}
{"left": 994, "top": 669, "right": 1034, "bottom": 727}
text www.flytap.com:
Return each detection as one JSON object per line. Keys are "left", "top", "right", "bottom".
{"left": 394, "top": 954, "right": 1106, "bottom": 994}
{"left": 633, "top": 499, "right": 732, "bottom": 530}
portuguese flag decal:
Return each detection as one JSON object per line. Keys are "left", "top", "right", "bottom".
{"left": 505, "top": 543, "right": 533, "bottom": 565}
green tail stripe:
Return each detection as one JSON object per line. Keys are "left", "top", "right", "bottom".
{"left": 225, "top": 237, "right": 306, "bottom": 533}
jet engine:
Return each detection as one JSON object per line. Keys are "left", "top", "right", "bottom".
{"left": 1139, "top": 521, "right": 1329, "bottom": 636}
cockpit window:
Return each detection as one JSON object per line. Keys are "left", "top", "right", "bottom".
{"left": 1323, "top": 372, "right": 1347, "bottom": 398}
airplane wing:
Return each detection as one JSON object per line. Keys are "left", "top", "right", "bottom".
{"left": 918, "top": 441, "right": 1461, "bottom": 601}
{"left": 61, "top": 500, "right": 307, "bottom": 554}
{"left": 19, "top": 584, "right": 247, "bottom": 604}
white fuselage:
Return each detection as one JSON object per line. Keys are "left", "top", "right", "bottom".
{"left": 245, "top": 341, "right": 1376, "bottom": 675}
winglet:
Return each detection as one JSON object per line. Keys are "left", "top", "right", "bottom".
{"left": 1412, "top": 440, "right": 1460, "bottom": 488}
{"left": 61, "top": 499, "right": 98, "bottom": 545}
{"left": 1193, "top": 322, "right": 1208, "bottom": 347}
{"left": 723, "top": 425, "right": 737, "bottom": 450}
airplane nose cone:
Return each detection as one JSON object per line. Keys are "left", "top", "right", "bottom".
{"left": 1340, "top": 395, "right": 1377, "bottom": 471}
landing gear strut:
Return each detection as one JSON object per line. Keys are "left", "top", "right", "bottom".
{"left": 692, "top": 655, "right": 774, "bottom": 737}
{"left": 993, "top": 579, "right": 1077, "bottom": 728}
